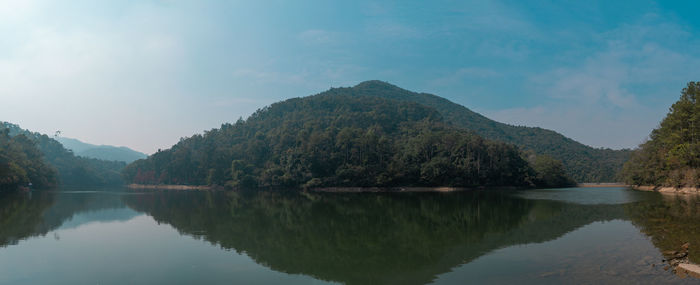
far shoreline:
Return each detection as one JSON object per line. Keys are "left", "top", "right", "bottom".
{"left": 125, "top": 184, "right": 574, "bottom": 193}
{"left": 577, "top": 183, "right": 629, "bottom": 188}
{"left": 127, "top": 184, "right": 217, "bottom": 191}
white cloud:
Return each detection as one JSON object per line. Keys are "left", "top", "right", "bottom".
{"left": 0, "top": 0, "right": 37, "bottom": 20}
{"left": 490, "top": 17, "right": 700, "bottom": 149}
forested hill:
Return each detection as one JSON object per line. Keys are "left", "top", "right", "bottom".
{"left": 1, "top": 122, "right": 125, "bottom": 187}
{"left": 0, "top": 128, "right": 57, "bottom": 190}
{"left": 622, "top": 82, "right": 699, "bottom": 187}
{"left": 123, "top": 93, "right": 574, "bottom": 188}
{"left": 321, "top": 81, "right": 631, "bottom": 182}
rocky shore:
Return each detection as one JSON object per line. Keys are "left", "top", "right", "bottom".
{"left": 661, "top": 242, "right": 700, "bottom": 279}
{"left": 634, "top": 185, "right": 700, "bottom": 194}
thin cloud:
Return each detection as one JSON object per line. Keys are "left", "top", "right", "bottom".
{"left": 297, "top": 29, "right": 338, "bottom": 45}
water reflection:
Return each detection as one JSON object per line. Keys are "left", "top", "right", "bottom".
{"left": 0, "top": 191, "right": 55, "bottom": 247}
{"left": 123, "top": 190, "right": 626, "bottom": 284}
{"left": 0, "top": 190, "right": 138, "bottom": 248}
{"left": 626, "top": 193, "right": 700, "bottom": 264}
{"left": 1, "top": 188, "right": 699, "bottom": 284}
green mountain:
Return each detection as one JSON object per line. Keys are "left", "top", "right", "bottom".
{"left": 321, "top": 81, "right": 631, "bottom": 182}
{"left": 0, "top": 129, "right": 57, "bottom": 190}
{"left": 622, "top": 82, "right": 699, "bottom": 187}
{"left": 124, "top": 92, "right": 573, "bottom": 188}
{"left": 1, "top": 122, "right": 126, "bottom": 187}
{"left": 56, "top": 137, "right": 147, "bottom": 163}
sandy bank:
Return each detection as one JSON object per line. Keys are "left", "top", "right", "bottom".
{"left": 127, "top": 184, "right": 214, "bottom": 190}
{"left": 633, "top": 185, "right": 700, "bottom": 194}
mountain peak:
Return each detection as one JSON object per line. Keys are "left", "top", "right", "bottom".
{"left": 354, "top": 80, "right": 403, "bottom": 90}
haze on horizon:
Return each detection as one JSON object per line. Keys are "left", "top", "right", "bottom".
{"left": 2, "top": 0, "right": 700, "bottom": 154}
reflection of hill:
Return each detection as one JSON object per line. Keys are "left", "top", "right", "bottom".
{"left": 626, "top": 194, "right": 700, "bottom": 263}
{"left": 125, "top": 190, "right": 626, "bottom": 285}
{"left": 0, "top": 191, "right": 55, "bottom": 247}
{"left": 0, "top": 191, "right": 139, "bottom": 247}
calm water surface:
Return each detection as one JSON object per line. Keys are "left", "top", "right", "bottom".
{"left": 0, "top": 187, "right": 699, "bottom": 284}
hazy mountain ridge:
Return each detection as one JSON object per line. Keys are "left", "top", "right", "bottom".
{"left": 56, "top": 137, "right": 147, "bottom": 163}
{"left": 1, "top": 122, "right": 125, "bottom": 187}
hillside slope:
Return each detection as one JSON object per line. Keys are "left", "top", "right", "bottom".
{"left": 321, "top": 81, "right": 631, "bottom": 182}
{"left": 1, "top": 122, "right": 125, "bottom": 186}
{"left": 124, "top": 94, "right": 572, "bottom": 188}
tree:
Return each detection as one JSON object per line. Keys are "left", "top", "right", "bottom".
{"left": 622, "top": 82, "right": 700, "bottom": 187}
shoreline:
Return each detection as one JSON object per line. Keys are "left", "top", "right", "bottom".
{"left": 578, "top": 183, "right": 628, "bottom": 188}
{"left": 309, "top": 186, "right": 478, "bottom": 193}
{"left": 126, "top": 185, "right": 521, "bottom": 193}
{"left": 633, "top": 185, "right": 700, "bottom": 194}
{"left": 127, "top": 184, "right": 216, "bottom": 190}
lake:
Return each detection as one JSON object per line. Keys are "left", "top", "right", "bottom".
{"left": 0, "top": 187, "right": 698, "bottom": 284}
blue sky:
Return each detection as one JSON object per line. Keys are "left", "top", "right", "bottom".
{"left": 2, "top": 0, "right": 699, "bottom": 153}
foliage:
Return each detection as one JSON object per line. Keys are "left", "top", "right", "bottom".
{"left": 123, "top": 93, "right": 573, "bottom": 188}
{"left": 1, "top": 122, "right": 126, "bottom": 187}
{"left": 527, "top": 153, "right": 576, "bottom": 188}
{"left": 333, "top": 80, "right": 631, "bottom": 182}
{"left": 622, "top": 82, "right": 700, "bottom": 187}
{"left": 0, "top": 129, "right": 57, "bottom": 190}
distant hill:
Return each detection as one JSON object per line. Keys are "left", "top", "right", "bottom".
{"left": 321, "top": 81, "right": 631, "bottom": 182}
{"left": 123, "top": 89, "right": 574, "bottom": 188}
{"left": 56, "top": 137, "right": 146, "bottom": 163}
{"left": 1, "top": 122, "right": 125, "bottom": 187}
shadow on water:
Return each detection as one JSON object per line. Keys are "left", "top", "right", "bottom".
{"left": 626, "top": 193, "right": 700, "bottom": 265}
{"left": 2, "top": 187, "right": 699, "bottom": 284}
{"left": 122, "top": 189, "right": 626, "bottom": 285}
{"left": 0, "top": 189, "right": 138, "bottom": 247}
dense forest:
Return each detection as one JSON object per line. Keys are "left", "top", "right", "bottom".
{"left": 123, "top": 93, "right": 574, "bottom": 189}
{"left": 0, "top": 122, "right": 126, "bottom": 189}
{"left": 0, "top": 129, "right": 57, "bottom": 190}
{"left": 325, "top": 81, "right": 631, "bottom": 182}
{"left": 622, "top": 82, "right": 700, "bottom": 187}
